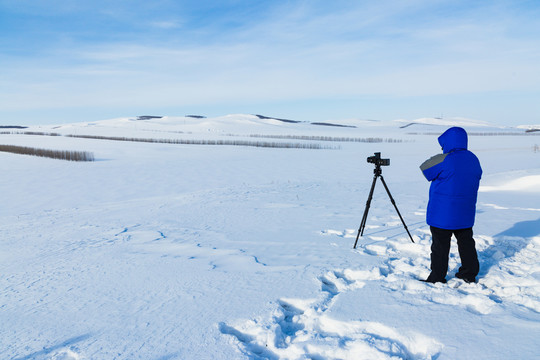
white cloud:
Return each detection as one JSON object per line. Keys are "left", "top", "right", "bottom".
{"left": 149, "top": 20, "right": 183, "bottom": 29}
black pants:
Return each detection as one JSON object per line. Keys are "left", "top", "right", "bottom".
{"left": 428, "top": 226, "right": 479, "bottom": 282}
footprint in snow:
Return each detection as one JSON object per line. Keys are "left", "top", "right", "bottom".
{"left": 220, "top": 271, "right": 442, "bottom": 360}
{"left": 50, "top": 349, "right": 81, "bottom": 360}
{"left": 351, "top": 230, "right": 540, "bottom": 314}
{"left": 115, "top": 226, "right": 266, "bottom": 270}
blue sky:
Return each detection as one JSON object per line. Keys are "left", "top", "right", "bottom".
{"left": 1, "top": 0, "right": 540, "bottom": 126}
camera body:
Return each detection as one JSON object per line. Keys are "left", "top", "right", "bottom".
{"left": 367, "top": 152, "right": 390, "bottom": 166}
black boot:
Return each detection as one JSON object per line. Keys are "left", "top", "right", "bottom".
{"left": 421, "top": 275, "right": 447, "bottom": 284}
{"left": 455, "top": 272, "right": 476, "bottom": 283}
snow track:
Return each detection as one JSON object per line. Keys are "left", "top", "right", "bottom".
{"left": 344, "top": 226, "right": 540, "bottom": 315}
{"left": 220, "top": 270, "right": 443, "bottom": 360}
{"left": 222, "top": 221, "right": 540, "bottom": 359}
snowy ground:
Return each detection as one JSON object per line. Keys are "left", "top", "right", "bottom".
{"left": 1, "top": 115, "right": 539, "bottom": 359}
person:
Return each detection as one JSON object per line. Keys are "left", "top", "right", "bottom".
{"left": 420, "top": 127, "right": 482, "bottom": 284}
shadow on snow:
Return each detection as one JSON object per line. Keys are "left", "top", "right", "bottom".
{"left": 478, "top": 217, "right": 540, "bottom": 277}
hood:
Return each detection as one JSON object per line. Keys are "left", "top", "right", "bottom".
{"left": 438, "top": 127, "right": 468, "bottom": 154}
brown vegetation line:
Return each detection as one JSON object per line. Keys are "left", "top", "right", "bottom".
{"left": 0, "top": 144, "right": 94, "bottom": 162}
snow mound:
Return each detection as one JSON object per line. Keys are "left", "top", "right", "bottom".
{"left": 396, "top": 117, "right": 493, "bottom": 128}
{"left": 516, "top": 124, "right": 540, "bottom": 132}
{"left": 480, "top": 175, "right": 540, "bottom": 192}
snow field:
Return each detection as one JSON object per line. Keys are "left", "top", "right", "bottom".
{"left": 1, "top": 115, "right": 540, "bottom": 359}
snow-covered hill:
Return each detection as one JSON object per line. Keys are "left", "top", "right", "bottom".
{"left": 1, "top": 114, "right": 539, "bottom": 359}
{"left": 30, "top": 114, "right": 512, "bottom": 136}
{"left": 395, "top": 116, "right": 493, "bottom": 129}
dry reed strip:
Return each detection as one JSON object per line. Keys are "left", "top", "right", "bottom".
{"left": 63, "top": 134, "right": 336, "bottom": 149}
{"left": 238, "top": 134, "right": 405, "bottom": 143}
{"left": 2, "top": 131, "right": 338, "bottom": 149}
{"left": 0, "top": 144, "right": 95, "bottom": 161}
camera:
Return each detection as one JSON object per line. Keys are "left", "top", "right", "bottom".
{"left": 367, "top": 152, "right": 390, "bottom": 166}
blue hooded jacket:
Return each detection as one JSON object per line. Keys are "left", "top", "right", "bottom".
{"left": 420, "top": 127, "right": 482, "bottom": 230}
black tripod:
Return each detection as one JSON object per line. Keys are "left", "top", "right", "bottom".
{"left": 353, "top": 162, "right": 414, "bottom": 249}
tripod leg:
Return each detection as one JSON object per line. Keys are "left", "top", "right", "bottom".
{"left": 354, "top": 175, "right": 378, "bottom": 249}
{"left": 379, "top": 175, "right": 415, "bottom": 243}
